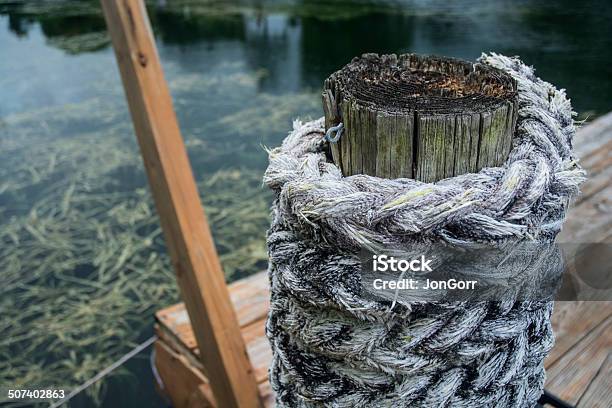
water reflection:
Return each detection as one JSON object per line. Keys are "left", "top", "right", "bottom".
{"left": 2, "top": 0, "right": 610, "bottom": 114}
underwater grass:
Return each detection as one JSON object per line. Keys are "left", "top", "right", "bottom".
{"left": 0, "top": 59, "right": 319, "bottom": 405}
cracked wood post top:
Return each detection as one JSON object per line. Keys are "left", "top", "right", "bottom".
{"left": 323, "top": 53, "right": 518, "bottom": 182}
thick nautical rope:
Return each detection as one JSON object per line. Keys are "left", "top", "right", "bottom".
{"left": 264, "top": 54, "right": 585, "bottom": 407}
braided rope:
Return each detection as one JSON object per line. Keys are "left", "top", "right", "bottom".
{"left": 263, "top": 54, "right": 585, "bottom": 407}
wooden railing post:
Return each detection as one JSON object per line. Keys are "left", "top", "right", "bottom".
{"left": 100, "top": 1, "right": 262, "bottom": 406}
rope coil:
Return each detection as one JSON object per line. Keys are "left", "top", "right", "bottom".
{"left": 263, "top": 53, "right": 585, "bottom": 407}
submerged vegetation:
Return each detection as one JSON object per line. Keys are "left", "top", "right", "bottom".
{"left": 0, "top": 60, "right": 318, "bottom": 404}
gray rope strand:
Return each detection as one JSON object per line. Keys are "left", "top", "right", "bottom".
{"left": 263, "top": 53, "right": 585, "bottom": 407}
{"left": 49, "top": 336, "right": 156, "bottom": 408}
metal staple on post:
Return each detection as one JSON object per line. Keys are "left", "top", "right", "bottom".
{"left": 324, "top": 122, "right": 344, "bottom": 143}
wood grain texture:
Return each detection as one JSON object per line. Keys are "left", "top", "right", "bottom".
{"left": 545, "top": 315, "right": 612, "bottom": 405}
{"left": 322, "top": 89, "right": 341, "bottom": 167}
{"left": 154, "top": 340, "right": 215, "bottom": 407}
{"left": 576, "top": 354, "right": 611, "bottom": 408}
{"left": 323, "top": 53, "right": 518, "bottom": 181}
{"left": 566, "top": 113, "right": 612, "bottom": 219}
{"left": 100, "top": 1, "right": 261, "bottom": 406}
{"left": 156, "top": 271, "right": 271, "bottom": 384}
{"left": 547, "top": 302, "right": 612, "bottom": 366}
{"left": 156, "top": 271, "right": 273, "bottom": 407}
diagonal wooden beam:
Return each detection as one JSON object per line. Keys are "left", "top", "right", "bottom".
{"left": 99, "top": 1, "right": 262, "bottom": 406}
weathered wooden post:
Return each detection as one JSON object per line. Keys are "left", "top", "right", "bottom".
{"left": 323, "top": 53, "right": 518, "bottom": 182}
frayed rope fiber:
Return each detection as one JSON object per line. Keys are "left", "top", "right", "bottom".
{"left": 263, "top": 54, "right": 586, "bottom": 407}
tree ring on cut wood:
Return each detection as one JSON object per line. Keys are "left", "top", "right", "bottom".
{"left": 322, "top": 53, "right": 519, "bottom": 182}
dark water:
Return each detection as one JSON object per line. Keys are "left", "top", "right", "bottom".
{"left": 0, "top": 0, "right": 610, "bottom": 407}
{"left": 3, "top": 0, "right": 612, "bottom": 117}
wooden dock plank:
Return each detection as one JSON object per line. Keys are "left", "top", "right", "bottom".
{"left": 547, "top": 302, "right": 612, "bottom": 367}
{"left": 154, "top": 113, "right": 612, "bottom": 407}
{"left": 558, "top": 115, "right": 612, "bottom": 244}
{"left": 157, "top": 270, "right": 269, "bottom": 329}
{"left": 155, "top": 271, "right": 271, "bottom": 390}
{"left": 574, "top": 111, "right": 612, "bottom": 159}
{"left": 154, "top": 339, "right": 273, "bottom": 408}
{"left": 240, "top": 320, "right": 272, "bottom": 384}
{"left": 557, "top": 172, "right": 612, "bottom": 244}
{"left": 545, "top": 315, "right": 612, "bottom": 405}
{"left": 154, "top": 340, "right": 214, "bottom": 408}
{"left": 576, "top": 354, "right": 612, "bottom": 408}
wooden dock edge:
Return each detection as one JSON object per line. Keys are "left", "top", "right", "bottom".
{"left": 155, "top": 271, "right": 274, "bottom": 407}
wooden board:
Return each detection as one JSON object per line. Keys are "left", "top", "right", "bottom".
{"left": 100, "top": 0, "right": 262, "bottom": 406}
{"left": 545, "top": 313, "right": 612, "bottom": 405}
{"left": 154, "top": 112, "right": 612, "bottom": 407}
{"left": 155, "top": 271, "right": 272, "bottom": 407}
